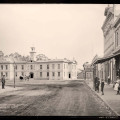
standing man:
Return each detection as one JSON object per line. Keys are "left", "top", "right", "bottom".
{"left": 1, "top": 75, "right": 5, "bottom": 89}
{"left": 96, "top": 78, "right": 100, "bottom": 93}
{"left": 95, "top": 76, "right": 98, "bottom": 91}
{"left": 101, "top": 79, "right": 105, "bottom": 95}
{"left": 108, "top": 76, "right": 110, "bottom": 85}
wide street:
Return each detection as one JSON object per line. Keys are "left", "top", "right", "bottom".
{"left": 0, "top": 80, "right": 116, "bottom": 116}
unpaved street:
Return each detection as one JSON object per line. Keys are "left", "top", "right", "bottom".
{"left": 0, "top": 80, "right": 116, "bottom": 116}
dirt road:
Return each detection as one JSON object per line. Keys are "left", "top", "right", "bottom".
{"left": 0, "top": 80, "right": 116, "bottom": 116}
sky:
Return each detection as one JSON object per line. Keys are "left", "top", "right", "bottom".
{"left": 0, "top": 4, "right": 108, "bottom": 69}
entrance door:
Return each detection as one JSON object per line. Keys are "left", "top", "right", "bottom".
{"left": 69, "top": 73, "right": 71, "bottom": 78}
{"left": 30, "top": 72, "right": 34, "bottom": 78}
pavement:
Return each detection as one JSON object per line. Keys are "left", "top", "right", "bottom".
{"left": 0, "top": 85, "right": 22, "bottom": 94}
{"left": 86, "top": 80, "right": 120, "bottom": 116}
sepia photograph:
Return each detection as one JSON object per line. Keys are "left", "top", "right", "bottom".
{"left": 0, "top": 3, "right": 120, "bottom": 118}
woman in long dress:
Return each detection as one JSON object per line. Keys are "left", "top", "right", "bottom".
{"left": 114, "top": 81, "right": 119, "bottom": 95}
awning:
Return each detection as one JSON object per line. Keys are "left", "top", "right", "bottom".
{"left": 93, "top": 52, "right": 120, "bottom": 65}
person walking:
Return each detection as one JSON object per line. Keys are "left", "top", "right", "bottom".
{"left": 1, "top": 75, "right": 5, "bottom": 89}
{"left": 96, "top": 78, "right": 100, "bottom": 93}
{"left": 114, "top": 80, "right": 119, "bottom": 95}
{"left": 117, "top": 77, "right": 120, "bottom": 94}
{"left": 95, "top": 76, "right": 98, "bottom": 91}
{"left": 108, "top": 76, "right": 110, "bottom": 85}
{"left": 101, "top": 79, "right": 105, "bottom": 95}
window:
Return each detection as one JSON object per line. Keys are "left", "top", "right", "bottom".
{"left": 6, "top": 65, "right": 8, "bottom": 70}
{"left": 16, "top": 72, "right": 17, "bottom": 77}
{"left": 1, "top": 65, "right": 3, "bottom": 70}
{"left": 16, "top": 65, "right": 17, "bottom": 70}
{"left": 40, "top": 65, "right": 42, "bottom": 69}
{"left": 52, "top": 72, "right": 55, "bottom": 77}
{"left": 64, "top": 72, "right": 65, "bottom": 77}
{"left": 22, "top": 72, "right": 24, "bottom": 76}
{"left": 6, "top": 72, "right": 8, "bottom": 77}
{"left": 58, "top": 64, "right": 60, "bottom": 69}
{"left": 52, "top": 64, "right": 54, "bottom": 69}
{"left": 47, "top": 72, "right": 49, "bottom": 77}
{"left": 21, "top": 65, "right": 24, "bottom": 70}
{"left": 58, "top": 72, "right": 60, "bottom": 77}
{"left": 47, "top": 65, "right": 49, "bottom": 69}
{"left": 40, "top": 72, "right": 42, "bottom": 77}
{"left": 64, "top": 64, "right": 65, "bottom": 69}
{"left": 31, "top": 65, "right": 33, "bottom": 69}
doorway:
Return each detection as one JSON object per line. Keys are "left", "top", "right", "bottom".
{"left": 30, "top": 72, "right": 34, "bottom": 78}
{"left": 69, "top": 73, "right": 71, "bottom": 78}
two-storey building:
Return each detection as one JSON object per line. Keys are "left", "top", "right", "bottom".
{"left": 0, "top": 47, "right": 77, "bottom": 80}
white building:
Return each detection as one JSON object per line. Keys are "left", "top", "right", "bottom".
{"left": 0, "top": 47, "right": 77, "bottom": 80}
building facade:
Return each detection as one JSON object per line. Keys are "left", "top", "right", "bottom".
{"left": 92, "top": 5, "right": 120, "bottom": 84}
{"left": 83, "top": 62, "right": 93, "bottom": 80}
{"left": 101, "top": 6, "right": 115, "bottom": 83}
{"left": 0, "top": 47, "right": 77, "bottom": 80}
{"left": 77, "top": 70, "right": 84, "bottom": 79}
{"left": 113, "top": 13, "right": 120, "bottom": 79}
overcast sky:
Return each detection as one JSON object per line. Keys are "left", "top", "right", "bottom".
{"left": 0, "top": 4, "right": 108, "bottom": 69}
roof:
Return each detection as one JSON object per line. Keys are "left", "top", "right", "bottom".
{"left": 92, "top": 52, "right": 120, "bottom": 65}
{"left": 102, "top": 7, "right": 113, "bottom": 30}
{"left": 113, "top": 13, "right": 120, "bottom": 28}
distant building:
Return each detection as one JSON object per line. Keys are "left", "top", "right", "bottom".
{"left": 83, "top": 62, "right": 93, "bottom": 80}
{"left": 77, "top": 70, "right": 84, "bottom": 79}
{"left": 0, "top": 47, "right": 77, "bottom": 80}
{"left": 91, "top": 55, "right": 104, "bottom": 80}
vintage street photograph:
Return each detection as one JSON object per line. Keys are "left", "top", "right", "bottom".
{"left": 0, "top": 4, "right": 120, "bottom": 117}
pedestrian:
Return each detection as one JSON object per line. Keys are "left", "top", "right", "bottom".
{"left": 1, "top": 75, "right": 5, "bottom": 89}
{"left": 117, "top": 77, "right": 120, "bottom": 94}
{"left": 96, "top": 78, "right": 100, "bottom": 93}
{"left": 114, "top": 81, "right": 119, "bottom": 95}
{"left": 101, "top": 79, "right": 105, "bottom": 95}
{"left": 108, "top": 76, "right": 110, "bottom": 85}
{"left": 95, "top": 76, "right": 98, "bottom": 91}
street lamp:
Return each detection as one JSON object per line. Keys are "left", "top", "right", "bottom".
{"left": 12, "top": 58, "right": 16, "bottom": 88}
{"left": 13, "top": 62, "right": 16, "bottom": 88}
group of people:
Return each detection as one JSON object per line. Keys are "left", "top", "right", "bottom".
{"left": 19, "top": 75, "right": 30, "bottom": 81}
{"left": 114, "top": 76, "right": 120, "bottom": 95}
{"left": 95, "top": 75, "right": 120, "bottom": 95}
{"left": 94, "top": 77, "right": 105, "bottom": 95}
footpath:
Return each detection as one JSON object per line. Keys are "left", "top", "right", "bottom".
{"left": 0, "top": 81, "right": 22, "bottom": 94}
{"left": 86, "top": 80, "right": 120, "bottom": 116}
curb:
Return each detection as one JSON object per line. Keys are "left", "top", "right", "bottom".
{"left": 85, "top": 81, "right": 119, "bottom": 116}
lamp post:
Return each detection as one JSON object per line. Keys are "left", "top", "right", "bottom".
{"left": 12, "top": 58, "right": 16, "bottom": 88}
{"left": 13, "top": 62, "right": 15, "bottom": 88}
